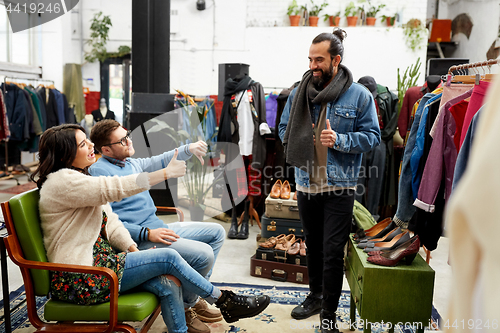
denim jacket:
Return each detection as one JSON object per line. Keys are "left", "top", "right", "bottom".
{"left": 279, "top": 83, "right": 381, "bottom": 188}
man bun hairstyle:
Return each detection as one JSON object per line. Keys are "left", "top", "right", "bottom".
{"left": 90, "top": 119, "right": 122, "bottom": 154}
{"left": 312, "top": 28, "right": 347, "bottom": 62}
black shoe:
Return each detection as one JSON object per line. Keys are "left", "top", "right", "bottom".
{"left": 227, "top": 213, "right": 239, "bottom": 239}
{"left": 290, "top": 293, "right": 322, "bottom": 320}
{"left": 237, "top": 200, "right": 250, "bottom": 239}
{"left": 320, "top": 309, "right": 340, "bottom": 333}
{"left": 215, "top": 290, "right": 270, "bottom": 323}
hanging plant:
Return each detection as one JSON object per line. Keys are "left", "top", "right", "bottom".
{"left": 85, "top": 12, "right": 112, "bottom": 63}
{"left": 403, "top": 19, "right": 428, "bottom": 52}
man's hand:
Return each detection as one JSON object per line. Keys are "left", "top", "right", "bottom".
{"left": 320, "top": 119, "right": 337, "bottom": 148}
{"left": 189, "top": 140, "right": 208, "bottom": 165}
{"left": 148, "top": 228, "right": 180, "bottom": 245}
{"left": 165, "top": 149, "right": 186, "bottom": 178}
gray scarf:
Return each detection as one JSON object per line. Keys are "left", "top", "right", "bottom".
{"left": 282, "top": 65, "right": 353, "bottom": 172}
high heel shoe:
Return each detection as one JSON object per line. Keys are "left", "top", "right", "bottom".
{"left": 281, "top": 180, "right": 291, "bottom": 199}
{"left": 355, "top": 220, "right": 396, "bottom": 243}
{"left": 354, "top": 218, "right": 391, "bottom": 241}
{"left": 299, "top": 239, "right": 306, "bottom": 256}
{"left": 363, "top": 231, "right": 410, "bottom": 253}
{"left": 367, "top": 235, "right": 420, "bottom": 266}
{"left": 270, "top": 180, "right": 282, "bottom": 199}
{"left": 287, "top": 238, "right": 301, "bottom": 255}
{"left": 275, "top": 234, "right": 295, "bottom": 251}
{"left": 259, "top": 234, "right": 285, "bottom": 248}
{"left": 357, "top": 227, "right": 402, "bottom": 249}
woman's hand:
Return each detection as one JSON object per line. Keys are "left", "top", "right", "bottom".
{"left": 128, "top": 245, "right": 139, "bottom": 252}
{"left": 164, "top": 149, "right": 186, "bottom": 179}
{"left": 148, "top": 228, "right": 180, "bottom": 245}
{"left": 320, "top": 119, "right": 337, "bottom": 148}
{"left": 189, "top": 140, "right": 208, "bottom": 165}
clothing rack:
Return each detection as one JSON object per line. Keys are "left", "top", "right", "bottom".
{"left": 1, "top": 76, "right": 53, "bottom": 181}
{"left": 447, "top": 58, "right": 500, "bottom": 75}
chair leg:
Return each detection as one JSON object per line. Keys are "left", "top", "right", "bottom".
{"left": 136, "top": 304, "right": 161, "bottom": 333}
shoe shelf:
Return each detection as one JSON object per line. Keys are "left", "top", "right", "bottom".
{"left": 345, "top": 235, "right": 435, "bottom": 333}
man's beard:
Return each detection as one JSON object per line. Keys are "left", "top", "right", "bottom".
{"left": 312, "top": 63, "right": 334, "bottom": 89}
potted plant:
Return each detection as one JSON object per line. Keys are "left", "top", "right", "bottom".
{"left": 308, "top": 0, "right": 328, "bottom": 26}
{"left": 344, "top": 1, "right": 359, "bottom": 27}
{"left": 147, "top": 90, "right": 216, "bottom": 221}
{"left": 287, "top": 0, "right": 301, "bottom": 26}
{"left": 382, "top": 13, "right": 398, "bottom": 27}
{"left": 323, "top": 11, "right": 341, "bottom": 27}
{"left": 365, "top": 2, "right": 385, "bottom": 26}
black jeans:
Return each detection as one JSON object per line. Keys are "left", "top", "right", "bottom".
{"left": 297, "top": 189, "right": 355, "bottom": 311}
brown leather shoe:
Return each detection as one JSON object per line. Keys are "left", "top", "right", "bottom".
{"left": 270, "top": 180, "right": 282, "bottom": 199}
{"left": 259, "top": 234, "right": 285, "bottom": 248}
{"left": 281, "top": 180, "right": 291, "bottom": 199}
{"left": 287, "top": 238, "right": 301, "bottom": 255}
{"left": 299, "top": 239, "right": 307, "bottom": 256}
{"left": 185, "top": 308, "right": 210, "bottom": 333}
{"left": 193, "top": 298, "right": 223, "bottom": 322}
{"left": 275, "top": 234, "right": 295, "bottom": 251}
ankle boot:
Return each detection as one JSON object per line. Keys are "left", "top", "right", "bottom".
{"left": 236, "top": 200, "right": 250, "bottom": 239}
{"left": 227, "top": 208, "right": 239, "bottom": 239}
{"left": 215, "top": 290, "right": 270, "bottom": 323}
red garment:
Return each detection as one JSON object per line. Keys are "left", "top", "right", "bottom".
{"left": 460, "top": 81, "right": 490, "bottom": 149}
{"left": 449, "top": 100, "right": 469, "bottom": 152}
{"left": 243, "top": 155, "right": 262, "bottom": 196}
{"left": 398, "top": 86, "right": 424, "bottom": 138}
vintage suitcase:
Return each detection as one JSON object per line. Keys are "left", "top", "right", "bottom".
{"left": 261, "top": 215, "right": 304, "bottom": 238}
{"left": 265, "top": 193, "right": 300, "bottom": 220}
{"left": 256, "top": 245, "right": 307, "bottom": 266}
{"left": 250, "top": 254, "right": 309, "bottom": 284}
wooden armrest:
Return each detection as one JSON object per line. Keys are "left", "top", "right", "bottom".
{"left": 156, "top": 206, "right": 184, "bottom": 222}
{"left": 3, "top": 234, "right": 120, "bottom": 332}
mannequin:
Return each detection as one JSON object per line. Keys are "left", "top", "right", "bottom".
{"left": 91, "top": 98, "right": 115, "bottom": 122}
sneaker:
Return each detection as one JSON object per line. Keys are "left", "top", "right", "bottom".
{"left": 193, "top": 298, "right": 223, "bottom": 323}
{"left": 291, "top": 293, "right": 322, "bottom": 320}
{"left": 215, "top": 290, "right": 270, "bottom": 323}
{"left": 185, "top": 308, "right": 210, "bottom": 333}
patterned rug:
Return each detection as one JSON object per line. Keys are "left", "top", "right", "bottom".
{"left": 0, "top": 283, "right": 441, "bottom": 332}
{"left": 0, "top": 181, "right": 37, "bottom": 194}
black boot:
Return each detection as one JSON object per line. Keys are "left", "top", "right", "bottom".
{"left": 236, "top": 200, "right": 250, "bottom": 239}
{"left": 227, "top": 208, "right": 239, "bottom": 239}
{"left": 320, "top": 309, "right": 340, "bottom": 333}
{"left": 215, "top": 290, "right": 270, "bottom": 323}
{"left": 290, "top": 292, "right": 322, "bottom": 319}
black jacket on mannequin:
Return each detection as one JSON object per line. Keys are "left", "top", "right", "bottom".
{"left": 91, "top": 108, "right": 115, "bottom": 122}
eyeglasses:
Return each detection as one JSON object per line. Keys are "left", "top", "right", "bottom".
{"left": 103, "top": 130, "right": 132, "bottom": 147}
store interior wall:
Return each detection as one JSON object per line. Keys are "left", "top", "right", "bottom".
{"left": 437, "top": 0, "right": 500, "bottom": 69}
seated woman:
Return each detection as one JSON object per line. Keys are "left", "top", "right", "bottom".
{"left": 31, "top": 124, "right": 270, "bottom": 333}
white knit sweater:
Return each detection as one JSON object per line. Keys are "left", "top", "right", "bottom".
{"left": 39, "top": 169, "right": 150, "bottom": 266}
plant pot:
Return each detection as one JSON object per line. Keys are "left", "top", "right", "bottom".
{"left": 366, "top": 17, "right": 376, "bottom": 26}
{"left": 329, "top": 16, "right": 341, "bottom": 27}
{"left": 346, "top": 16, "right": 358, "bottom": 27}
{"left": 309, "top": 16, "right": 319, "bottom": 27}
{"left": 189, "top": 205, "right": 205, "bottom": 221}
{"left": 386, "top": 17, "right": 395, "bottom": 27}
{"left": 289, "top": 15, "right": 301, "bottom": 26}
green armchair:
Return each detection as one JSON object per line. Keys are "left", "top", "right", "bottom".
{"left": 1, "top": 189, "right": 161, "bottom": 333}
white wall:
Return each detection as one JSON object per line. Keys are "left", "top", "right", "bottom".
{"left": 38, "top": 0, "right": 428, "bottom": 94}
{"left": 438, "top": 0, "right": 500, "bottom": 65}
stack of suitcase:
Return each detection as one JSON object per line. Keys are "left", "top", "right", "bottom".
{"left": 250, "top": 192, "right": 309, "bottom": 284}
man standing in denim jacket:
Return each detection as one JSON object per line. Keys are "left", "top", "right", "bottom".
{"left": 279, "top": 29, "right": 380, "bottom": 332}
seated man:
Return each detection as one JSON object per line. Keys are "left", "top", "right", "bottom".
{"left": 89, "top": 119, "right": 225, "bottom": 333}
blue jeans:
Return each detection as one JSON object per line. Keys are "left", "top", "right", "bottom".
{"left": 120, "top": 248, "right": 222, "bottom": 333}
{"left": 137, "top": 222, "right": 225, "bottom": 307}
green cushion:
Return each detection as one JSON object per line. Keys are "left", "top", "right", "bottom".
{"left": 44, "top": 292, "right": 159, "bottom": 322}
{"left": 9, "top": 189, "right": 50, "bottom": 296}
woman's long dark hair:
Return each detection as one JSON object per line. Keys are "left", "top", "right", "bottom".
{"left": 31, "top": 124, "right": 87, "bottom": 189}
